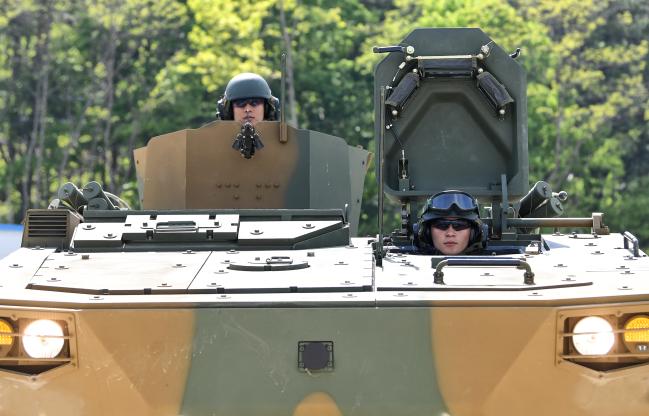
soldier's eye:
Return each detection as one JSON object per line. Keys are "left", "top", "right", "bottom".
{"left": 432, "top": 220, "right": 470, "bottom": 231}
{"left": 233, "top": 98, "right": 264, "bottom": 108}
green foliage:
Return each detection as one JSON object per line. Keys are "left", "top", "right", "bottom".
{"left": 518, "top": 0, "right": 648, "bottom": 244}
{"left": 0, "top": 0, "right": 647, "bottom": 250}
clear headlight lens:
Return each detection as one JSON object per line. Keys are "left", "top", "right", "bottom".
{"left": 22, "top": 320, "right": 65, "bottom": 358}
{"left": 572, "top": 316, "right": 615, "bottom": 356}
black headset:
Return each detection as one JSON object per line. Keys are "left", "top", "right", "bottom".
{"left": 216, "top": 96, "right": 280, "bottom": 121}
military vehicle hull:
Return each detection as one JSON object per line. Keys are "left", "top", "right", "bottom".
{"left": 2, "top": 231, "right": 648, "bottom": 416}
{"left": 3, "top": 27, "right": 647, "bottom": 416}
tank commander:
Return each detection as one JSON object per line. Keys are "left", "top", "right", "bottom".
{"left": 416, "top": 190, "right": 484, "bottom": 255}
{"left": 216, "top": 72, "right": 280, "bottom": 126}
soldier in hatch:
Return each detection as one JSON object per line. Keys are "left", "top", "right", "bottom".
{"left": 216, "top": 72, "right": 280, "bottom": 126}
{"left": 416, "top": 190, "right": 484, "bottom": 255}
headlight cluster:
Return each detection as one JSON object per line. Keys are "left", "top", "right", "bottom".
{"left": 0, "top": 316, "right": 72, "bottom": 375}
{"left": 0, "top": 319, "right": 15, "bottom": 352}
{"left": 559, "top": 310, "right": 649, "bottom": 372}
{"left": 22, "top": 319, "right": 66, "bottom": 359}
{"left": 572, "top": 316, "right": 616, "bottom": 356}
{"left": 623, "top": 315, "right": 649, "bottom": 350}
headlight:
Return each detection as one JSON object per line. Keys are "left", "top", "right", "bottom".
{"left": 0, "top": 319, "right": 13, "bottom": 346}
{"left": 22, "top": 319, "right": 65, "bottom": 359}
{"left": 572, "top": 316, "right": 615, "bottom": 356}
{"left": 624, "top": 315, "right": 649, "bottom": 351}
{"left": 0, "top": 319, "right": 14, "bottom": 358}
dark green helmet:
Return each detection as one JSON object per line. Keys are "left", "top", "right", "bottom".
{"left": 216, "top": 73, "right": 279, "bottom": 121}
{"left": 225, "top": 73, "right": 272, "bottom": 101}
{"left": 420, "top": 190, "right": 480, "bottom": 223}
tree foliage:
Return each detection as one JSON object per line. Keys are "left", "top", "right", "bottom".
{"left": 0, "top": 0, "right": 647, "bottom": 247}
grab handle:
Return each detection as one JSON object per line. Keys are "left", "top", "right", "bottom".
{"left": 433, "top": 257, "right": 534, "bottom": 285}
{"left": 155, "top": 221, "right": 197, "bottom": 233}
{"left": 623, "top": 231, "right": 640, "bottom": 257}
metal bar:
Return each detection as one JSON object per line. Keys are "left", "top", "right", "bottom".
{"left": 560, "top": 353, "right": 649, "bottom": 359}
{"left": 0, "top": 357, "right": 71, "bottom": 362}
{"left": 500, "top": 174, "right": 508, "bottom": 233}
{"left": 562, "top": 327, "right": 649, "bottom": 337}
{"left": 0, "top": 332, "right": 72, "bottom": 340}
{"left": 508, "top": 218, "right": 594, "bottom": 228}
{"left": 280, "top": 51, "right": 287, "bottom": 143}
{"left": 433, "top": 258, "right": 534, "bottom": 285}
{"left": 372, "top": 45, "right": 405, "bottom": 54}
{"left": 415, "top": 55, "right": 474, "bottom": 60}
{"left": 376, "top": 86, "right": 386, "bottom": 263}
{"left": 623, "top": 231, "right": 640, "bottom": 257}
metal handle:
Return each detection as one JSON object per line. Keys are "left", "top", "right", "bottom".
{"left": 155, "top": 221, "right": 197, "bottom": 233}
{"left": 433, "top": 257, "right": 534, "bottom": 285}
{"left": 623, "top": 231, "right": 640, "bottom": 257}
{"left": 266, "top": 256, "right": 293, "bottom": 265}
{"left": 372, "top": 45, "right": 406, "bottom": 53}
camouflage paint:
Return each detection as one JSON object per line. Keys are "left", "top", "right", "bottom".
{"left": 0, "top": 309, "right": 195, "bottom": 415}
{"left": 181, "top": 308, "right": 449, "bottom": 415}
{"left": 432, "top": 307, "right": 649, "bottom": 416}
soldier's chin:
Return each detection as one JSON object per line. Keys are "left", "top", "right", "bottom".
{"left": 440, "top": 243, "right": 463, "bottom": 255}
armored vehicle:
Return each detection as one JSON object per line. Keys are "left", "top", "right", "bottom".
{"left": 1, "top": 28, "right": 648, "bottom": 416}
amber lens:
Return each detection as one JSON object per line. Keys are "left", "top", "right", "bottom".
{"left": 0, "top": 319, "right": 14, "bottom": 346}
{"left": 624, "top": 315, "right": 649, "bottom": 343}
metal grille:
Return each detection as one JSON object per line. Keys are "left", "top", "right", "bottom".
{"left": 26, "top": 212, "right": 68, "bottom": 238}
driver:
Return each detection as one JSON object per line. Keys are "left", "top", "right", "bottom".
{"left": 416, "top": 190, "right": 484, "bottom": 255}
{"left": 216, "top": 72, "right": 280, "bottom": 126}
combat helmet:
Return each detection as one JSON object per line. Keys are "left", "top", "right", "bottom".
{"left": 417, "top": 190, "right": 484, "bottom": 253}
{"left": 216, "top": 72, "right": 280, "bottom": 121}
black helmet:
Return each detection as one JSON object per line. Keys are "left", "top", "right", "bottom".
{"left": 225, "top": 72, "right": 272, "bottom": 101}
{"left": 216, "top": 72, "right": 280, "bottom": 121}
{"left": 417, "top": 190, "right": 483, "bottom": 253}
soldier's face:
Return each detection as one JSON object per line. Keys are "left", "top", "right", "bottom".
{"left": 233, "top": 98, "right": 265, "bottom": 126}
{"left": 430, "top": 217, "right": 471, "bottom": 255}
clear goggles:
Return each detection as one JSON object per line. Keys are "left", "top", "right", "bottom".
{"left": 427, "top": 191, "right": 478, "bottom": 213}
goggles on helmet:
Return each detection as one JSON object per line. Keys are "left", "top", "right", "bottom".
{"left": 427, "top": 191, "right": 478, "bottom": 213}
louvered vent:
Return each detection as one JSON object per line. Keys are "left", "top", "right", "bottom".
{"left": 27, "top": 212, "right": 68, "bottom": 238}
{"left": 21, "top": 209, "right": 81, "bottom": 249}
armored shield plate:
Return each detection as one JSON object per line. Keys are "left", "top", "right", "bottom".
{"left": 374, "top": 28, "right": 528, "bottom": 202}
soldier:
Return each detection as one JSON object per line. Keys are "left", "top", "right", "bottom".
{"left": 416, "top": 190, "right": 484, "bottom": 255}
{"left": 216, "top": 72, "right": 280, "bottom": 126}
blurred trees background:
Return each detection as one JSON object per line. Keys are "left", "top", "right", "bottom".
{"left": 0, "top": 0, "right": 647, "bottom": 245}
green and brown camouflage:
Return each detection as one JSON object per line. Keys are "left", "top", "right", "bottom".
{"left": 1, "top": 28, "right": 648, "bottom": 416}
